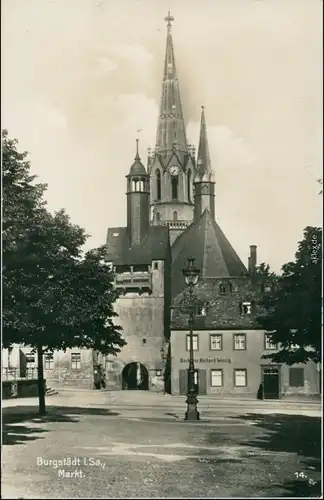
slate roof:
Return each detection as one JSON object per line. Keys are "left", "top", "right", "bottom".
{"left": 171, "top": 209, "right": 248, "bottom": 297}
{"left": 128, "top": 156, "right": 146, "bottom": 176}
{"left": 106, "top": 225, "right": 170, "bottom": 265}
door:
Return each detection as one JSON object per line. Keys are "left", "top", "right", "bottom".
{"left": 262, "top": 367, "right": 280, "bottom": 399}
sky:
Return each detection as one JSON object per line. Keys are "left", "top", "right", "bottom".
{"left": 2, "top": 0, "right": 322, "bottom": 273}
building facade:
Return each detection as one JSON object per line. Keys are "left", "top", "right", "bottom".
{"left": 2, "top": 13, "right": 320, "bottom": 398}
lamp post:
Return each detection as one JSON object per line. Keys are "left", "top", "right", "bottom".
{"left": 180, "top": 257, "right": 201, "bottom": 421}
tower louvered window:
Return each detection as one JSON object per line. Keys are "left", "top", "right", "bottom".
{"left": 156, "top": 170, "right": 161, "bottom": 200}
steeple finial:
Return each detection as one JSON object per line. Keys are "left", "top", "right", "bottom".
{"left": 164, "top": 11, "right": 174, "bottom": 32}
{"left": 135, "top": 138, "right": 140, "bottom": 159}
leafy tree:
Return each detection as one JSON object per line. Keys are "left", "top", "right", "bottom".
{"left": 2, "top": 130, "right": 125, "bottom": 413}
{"left": 257, "top": 226, "right": 322, "bottom": 365}
{"left": 255, "top": 262, "right": 276, "bottom": 277}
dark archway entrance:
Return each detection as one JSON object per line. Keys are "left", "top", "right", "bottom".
{"left": 122, "top": 362, "right": 149, "bottom": 390}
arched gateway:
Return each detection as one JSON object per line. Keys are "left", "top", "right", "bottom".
{"left": 122, "top": 362, "right": 149, "bottom": 390}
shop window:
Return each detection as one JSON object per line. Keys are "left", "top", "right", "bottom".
{"left": 211, "top": 369, "right": 223, "bottom": 387}
{"left": 234, "top": 369, "right": 247, "bottom": 387}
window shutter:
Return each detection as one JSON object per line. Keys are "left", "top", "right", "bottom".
{"left": 198, "top": 369, "right": 207, "bottom": 395}
{"left": 289, "top": 368, "right": 304, "bottom": 387}
{"left": 179, "top": 369, "right": 188, "bottom": 395}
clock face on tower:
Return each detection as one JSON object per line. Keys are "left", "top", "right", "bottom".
{"left": 169, "top": 165, "right": 180, "bottom": 176}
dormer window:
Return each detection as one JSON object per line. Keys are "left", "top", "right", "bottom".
{"left": 239, "top": 301, "right": 253, "bottom": 315}
{"left": 219, "top": 282, "right": 233, "bottom": 294}
{"left": 196, "top": 303, "right": 208, "bottom": 316}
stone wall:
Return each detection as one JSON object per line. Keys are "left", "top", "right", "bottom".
{"left": 104, "top": 259, "right": 169, "bottom": 391}
{"left": 2, "top": 379, "right": 43, "bottom": 399}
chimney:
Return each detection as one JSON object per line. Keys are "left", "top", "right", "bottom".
{"left": 249, "top": 245, "right": 257, "bottom": 275}
{"left": 248, "top": 256, "right": 251, "bottom": 274}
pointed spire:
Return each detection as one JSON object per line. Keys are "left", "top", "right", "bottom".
{"left": 155, "top": 12, "right": 188, "bottom": 156}
{"left": 195, "top": 106, "right": 214, "bottom": 182}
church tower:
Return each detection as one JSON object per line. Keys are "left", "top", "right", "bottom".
{"left": 126, "top": 139, "right": 150, "bottom": 247}
{"left": 149, "top": 12, "right": 196, "bottom": 244}
{"left": 193, "top": 106, "right": 215, "bottom": 221}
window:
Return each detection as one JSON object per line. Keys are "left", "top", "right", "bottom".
{"left": 186, "top": 334, "right": 198, "bottom": 351}
{"left": 240, "top": 301, "right": 252, "bottom": 315}
{"left": 26, "top": 354, "right": 36, "bottom": 366}
{"left": 173, "top": 211, "right": 178, "bottom": 221}
{"left": 233, "top": 334, "right": 246, "bottom": 350}
{"left": 44, "top": 353, "right": 54, "bottom": 370}
{"left": 171, "top": 176, "right": 178, "bottom": 200}
{"left": 196, "top": 303, "right": 207, "bottom": 316}
{"left": 234, "top": 369, "right": 247, "bottom": 387}
{"left": 153, "top": 262, "right": 159, "bottom": 270}
{"left": 142, "top": 338, "right": 147, "bottom": 344}
{"left": 219, "top": 282, "right": 232, "bottom": 294}
{"left": 187, "top": 170, "right": 192, "bottom": 202}
{"left": 211, "top": 369, "right": 223, "bottom": 387}
{"left": 71, "top": 353, "right": 81, "bottom": 370}
{"left": 265, "top": 334, "right": 277, "bottom": 350}
{"left": 156, "top": 169, "right": 161, "bottom": 200}
{"left": 156, "top": 212, "right": 161, "bottom": 222}
{"left": 210, "top": 334, "right": 222, "bottom": 350}
{"left": 289, "top": 368, "right": 304, "bottom": 387}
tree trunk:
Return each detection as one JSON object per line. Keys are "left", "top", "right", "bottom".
{"left": 37, "top": 344, "right": 46, "bottom": 414}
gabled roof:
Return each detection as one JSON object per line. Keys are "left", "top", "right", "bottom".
{"left": 106, "top": 225, "right": 170, "bottom": 265}
{"left": 171, "top": 209, "right": 247, "bottom": 297}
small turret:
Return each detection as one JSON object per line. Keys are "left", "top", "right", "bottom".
{"left": 126, "top": 139, "right": 150, "bottom": 246}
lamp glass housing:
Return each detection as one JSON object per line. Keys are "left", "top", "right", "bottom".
{"left": 182, "top": 258, "right": 200, "bottom": 286}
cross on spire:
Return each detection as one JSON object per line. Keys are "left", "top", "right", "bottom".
{"left": 164, "top": 11, "right": 174, "bottom": 31}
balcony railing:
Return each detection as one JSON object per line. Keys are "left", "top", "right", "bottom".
{"left": 115, "top": 272, "right": 152, "bottom": 293}
{"left": 2, "top": 367, "right": 38, "bottom": 380}
{"left": 151, "top": 220, "right": 191, "bottom": 230}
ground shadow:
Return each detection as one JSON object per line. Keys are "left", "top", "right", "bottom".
{"left": 227, "top": 413, "right": 321, "bottom": 463}
{"left": 2, "top": 406, "right": 120, "bottom": 445}
{"left": 2, "top": 423, "right": 49, "bottom": 445}
{"left": 208, "top": 413, "right": 322, "bottom": 498}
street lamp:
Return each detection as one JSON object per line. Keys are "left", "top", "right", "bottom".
{"left": 180, "top": 257, "right": 201, "bottom": 421}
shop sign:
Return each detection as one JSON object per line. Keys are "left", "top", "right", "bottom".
{"left": 180, "top": 357, "right": 232, "bottom": 364}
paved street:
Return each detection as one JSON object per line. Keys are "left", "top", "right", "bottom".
{"left": 2, "top": 391, "right": 322, "bottom": 498}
